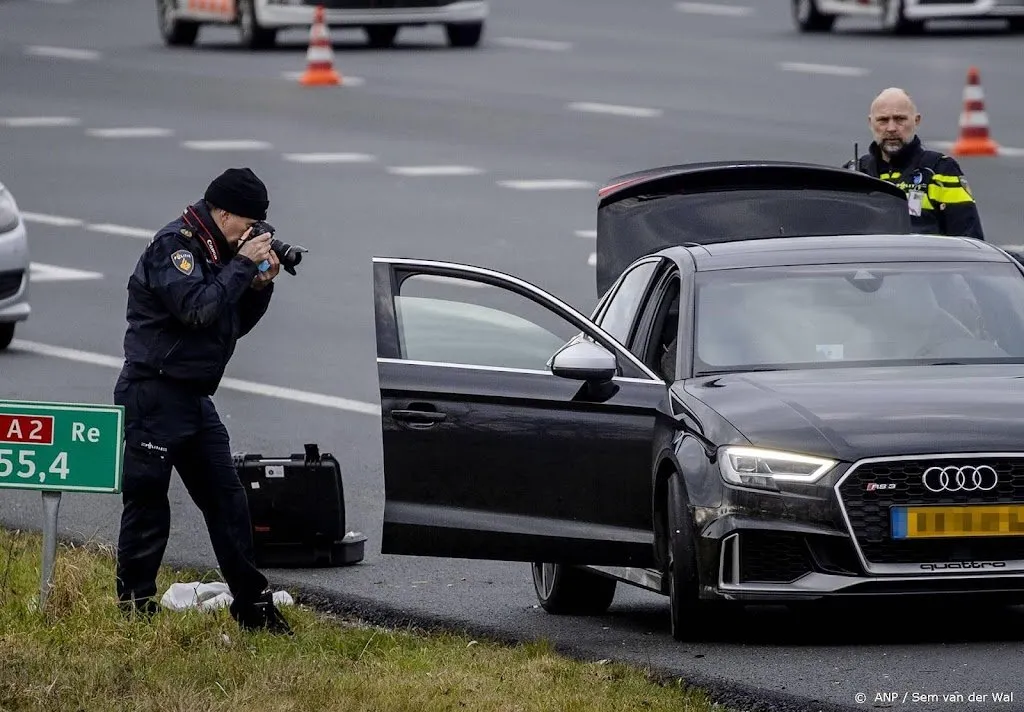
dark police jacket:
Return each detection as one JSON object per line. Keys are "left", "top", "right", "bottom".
{"left": 845, "top": 136, "right": 985, "bottom": 241}
{"left": 119, "top": 200, "right": 274, "bottom": 395}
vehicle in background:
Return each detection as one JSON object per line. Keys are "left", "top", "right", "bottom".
{"left": 157, "top": 0, "right": 488, "bottom": 49}
{"left": 792, "top": 0, "right": 1024, "bottom": 35}
{"left": 0, "top": 180, "right": 30, "bottom": 351}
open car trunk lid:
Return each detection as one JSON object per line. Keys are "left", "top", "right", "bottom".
{"left": 594, "top": 161, "right": 911, "bottom": 297}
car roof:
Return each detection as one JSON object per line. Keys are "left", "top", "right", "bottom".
{"left": 657, "top": 233, "right": 1013, "bottom": 272}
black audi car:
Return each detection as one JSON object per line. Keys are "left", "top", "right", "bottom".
{"left": 372, "top": 161, "right": 1024, "bottom": 640}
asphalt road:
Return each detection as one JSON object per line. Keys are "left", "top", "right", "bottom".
{"left": 2, "top": 0, "right": 1023, "bottom": 710}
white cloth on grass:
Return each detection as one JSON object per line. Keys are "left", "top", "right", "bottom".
{"left": 160, "top": 581, "right": 294, "bottom": 612}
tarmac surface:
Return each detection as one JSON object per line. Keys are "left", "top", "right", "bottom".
{"left": 1, "top": 0, "right": 1023, "bottom": 710}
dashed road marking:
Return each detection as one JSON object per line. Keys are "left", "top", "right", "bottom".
{"left": 283, "top": 152, "right": 376, "bottom": 163}
{"left": 387, "top": 165, "right": 484, "bottom": 177}
{"left": 25, "top": 45, "right": 100, "bottom": 60}
{"left": 568, "top": 102, "right": 663, "bottom": 118}
{"left": 181, "top": 140, "right": 273, "bottom": 151}
{"left": 30, "top": 263, "right": 103, "bottom": 282}
{"left": 587, "top": 252, "right": 596, "bottom": 267}
{"left": 21, "top": 212, "right": 83, "bottom": 227}
{"left": 498, "top": 179, "right": 595, "bottom": 190}
{"left": 674, "top": 2, "right": 753, "bottom": 16}
{"left": 575, "top": 229, "right": 596, "bottom": 239}
{"left": 492, "top": 37, "right": 573, "bottom": 51}
{"left": 9, "top": 340, "right": 382, "bottom": 416}
{"left": 779, "top": 61, "right": 869, "bottom": 77}
{"left": 86, "top": 127, "right": 175, "bottom": 138}
{"left": 86, "top": 223, "right": 153, "bottom": 239}
{"left": 0, "top": 116, "right": 81, "bottom": 127}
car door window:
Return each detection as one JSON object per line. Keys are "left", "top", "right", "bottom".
{"left": 595, "top": 260, "right": 660, "bottom": 344}
{"left": 393, "top": 273, "right": 584, "bottom": 371}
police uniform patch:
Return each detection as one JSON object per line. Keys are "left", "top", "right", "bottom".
{"left": 179, "top": 227, "right": 193, "bottom": 238}
{"left": 171, "top": 249, "right": 195, "bottom": 276}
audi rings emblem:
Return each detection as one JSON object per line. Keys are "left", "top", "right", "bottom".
{"left": 921, "top": 465, "right": 999, "bottom": 493}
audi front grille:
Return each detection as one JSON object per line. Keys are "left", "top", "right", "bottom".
{"left": 835, "top": 455, "right": 1024, "bottom": 567}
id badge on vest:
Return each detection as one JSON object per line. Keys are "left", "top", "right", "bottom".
{"left": 907, "top": 189, "right": 924, "bottom": 217}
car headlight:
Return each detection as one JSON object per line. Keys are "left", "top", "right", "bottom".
{"left": 0, "top": 184, "right": 21, "bottom": 234}
{"left": 719, "top": 445, "right": 837, "bottom": 490}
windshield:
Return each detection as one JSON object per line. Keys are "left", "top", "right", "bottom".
{"left": 693, "top": 261, "right": 1024, "bottom": 374}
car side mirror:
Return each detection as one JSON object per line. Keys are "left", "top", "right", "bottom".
{"left": 549, "top": 340, "right": 618, "bottom": 382}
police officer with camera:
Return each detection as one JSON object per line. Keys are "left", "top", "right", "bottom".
{"left": 113, "top": 167, "right": 291, "bottom": 634}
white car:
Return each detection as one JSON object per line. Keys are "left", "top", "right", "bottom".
{"left": 0, "top": 180, "right": 29, "bottom": 351}
{"left": 157, "top": 0, "right": 488, "bottom": 49}
{"left": 792, "top": 0, "right": 1024, "bottom": 33}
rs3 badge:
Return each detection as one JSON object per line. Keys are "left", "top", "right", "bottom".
{"left": 171, "top": 249, "right": 195, "bottom": 276}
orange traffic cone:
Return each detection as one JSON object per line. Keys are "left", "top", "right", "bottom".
{"left": 300, "top": 6, "right": 341, "bottom": 86}
{"left": 951, "top": 66, "right": 999, "bottom": 157}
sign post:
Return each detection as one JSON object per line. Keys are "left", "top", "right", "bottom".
{"left": 0, "top": 399, "right": 123, "bottom": 610}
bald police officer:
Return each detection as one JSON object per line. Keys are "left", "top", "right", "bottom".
{"left": 114, "top": 167, "right": 291, "bottom": 634}
{"left": 846, "top": 87, "right": 985, "bottom": 241}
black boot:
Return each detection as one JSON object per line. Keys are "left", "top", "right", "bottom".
{"left": 229, "top": 588, "right": 292, "bottom": 635}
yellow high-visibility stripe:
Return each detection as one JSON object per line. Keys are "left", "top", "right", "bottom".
{"left": 933, "top": 174, "right": 961, "bottom": 185}
{"left": 929, "top": 184, "right": 974, "bottom": 205}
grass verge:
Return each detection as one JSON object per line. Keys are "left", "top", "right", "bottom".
{"left": 0, "top": 527, "right": 729, "bottom": 712}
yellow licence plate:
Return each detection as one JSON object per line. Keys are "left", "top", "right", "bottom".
{"left": 891, "top": 504, "right": 1024, "bottom": 540}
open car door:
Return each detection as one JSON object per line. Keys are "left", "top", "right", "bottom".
{"left": 595, "top": 160, "right": 912, "bottom": 296}
{"left": 373, "top": 257, "right": 671, "bottom": 568}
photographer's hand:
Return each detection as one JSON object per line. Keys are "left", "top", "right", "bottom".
{"left": 250, "top": 247, "right": 280, "bottom": 290}
{"left": 238, "top": 233, "right": 273, "bottom": 264}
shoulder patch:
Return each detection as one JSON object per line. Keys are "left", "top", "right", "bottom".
{"left": 171, "top": 249, "right": 195, "bottom": 276}
{"left": 179, "top": 227, "right": 193, "bottom": 238}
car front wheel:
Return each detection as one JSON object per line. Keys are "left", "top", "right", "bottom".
{"left": 157, "top": 0, "right": 199, "bottom": 46}
{"left": 531, "top": 562, "right": 616, "bottom": 615}
{"left": 665, "top": 472, "right": 735, "bottom": 641}
{"left": 445, "top": 21, "right": 483, "bottom": 47}
{"left": 0, "top": 322, "right": 15, "bottom": 350}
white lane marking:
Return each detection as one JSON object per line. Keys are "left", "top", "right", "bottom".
{"left": 9, "top": 340, "right": 381, "bottom": 416}
{"left": 492, "top": 37, "right": 573, "bottom": 51}
{"left": 587, "top": 252, "right": 596, "bottom": 267}
{"left": 86, "top": 127, "right": 175, "bottom": 138}
{"left": 674, "top": 2, "right": 753, "bottom": 16}
{"left": 386, "top": 165, "right": 484, "bottom": 177}
{"left": 181, "top": 140, "right": 273, "bottom": 151}
{"left": 30, "top": 263, "right": 103, "bottom": 282}
{"left": 21, "top": 212, "right": 83, "bottom": 227}
{"left": 497, "top": 179, "right": 595, "bottom": 190}
{"left": 567, "top": 102, "right": 663, "bottom": 119}
{"left": 281, "top": 71, "right": 365, "bottom": 86}
{"left": 575, "top": 229, "right": 596, "bottom": 239}
{"left": 779, "top": 61, "right": 869, "bottom": 77}
{"left": 0, "top": 116, "right": 81, "bottom": 127}
{"left": 926, "top": 140, "right": 1024, "bottom": 157}
{"left": 86, "top": 223, "right": 154, "bottom": 239}
{"left": 283, "top": 152, "right": 376, "bottom": 163}
{"left": 25, "top": 45, "right": 100, "bottom": 60}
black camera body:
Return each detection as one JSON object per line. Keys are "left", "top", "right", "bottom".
{"left": 248, "top": 220, "right": 309, "bottom": 276}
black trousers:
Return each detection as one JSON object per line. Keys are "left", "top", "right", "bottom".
{"left": 113, "top": 375, "right": 268, "bottom": 606}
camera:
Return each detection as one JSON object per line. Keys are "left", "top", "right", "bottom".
{"left": 248, "top": 220, "right": 309, "bottom": 276}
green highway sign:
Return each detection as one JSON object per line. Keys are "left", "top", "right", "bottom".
{"left": 0, "top": 399, "right": 124, "bottom": 494}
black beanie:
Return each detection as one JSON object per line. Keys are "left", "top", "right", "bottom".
{"left": 204, "top": 167, "right": 269, "bottom": 220}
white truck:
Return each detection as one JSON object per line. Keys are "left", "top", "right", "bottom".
{"left": 156, "top": 0, "right": 488, "bottom": 49}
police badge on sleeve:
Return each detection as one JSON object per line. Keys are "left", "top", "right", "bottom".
{"left": 171, "top": 249, "right": 195, "bottom": 276}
